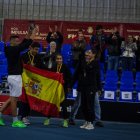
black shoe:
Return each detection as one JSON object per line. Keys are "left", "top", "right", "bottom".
{"left": 69, "top": 119, "right": 76, "bottom": 125}
{"left": 95, "top": 121, "right": 104, "bottom": 127}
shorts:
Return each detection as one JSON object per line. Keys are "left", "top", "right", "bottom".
{"left": 7, "top": 75, "right": 22, "bottom": 97}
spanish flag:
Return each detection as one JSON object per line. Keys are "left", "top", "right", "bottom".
{"left": 22, "top": 64, "right": 65, "bottom": 117}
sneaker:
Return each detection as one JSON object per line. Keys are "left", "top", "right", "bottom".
{"left": 69, "top": 119, "right": 76, "bottom": 125}
{"left": 95, "top": 121, "right": 104, "bottom": 127}
{"left": 63, "top": 119, "right": 68, "bottom": 128}
{"left": 44, "top": 118, "right": 50, "bottom": 126}
{"left": 80, "top": 121, "right": 88, "bottom": 129}
{"left": 0, "top": 118, "right": 5, "bottom": 126}
{"left": 12, "top": 120, "right": 27, "bottom": 128}
{"left": 84, "top": 122, "right": 94, "bottom": 130}
{"left": 22, "top": 117, "right": 30, "bottom": 125}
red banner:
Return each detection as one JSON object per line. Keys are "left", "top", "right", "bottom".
{"left": 2, "top": 19, "right": 140, "bottom": 47}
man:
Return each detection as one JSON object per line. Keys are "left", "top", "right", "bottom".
{"left": 18, "top": 42, "right": 40, "bottom": 125}
{"left": 107, "top": 32, "right": 122, "bottom": 71}
{"left": 90, "top": 25, "right": 107, "bottom": 63}
{"left": 0, "top": 26, "right": 37, "bottom": 128}
{"left": 72, "top": 33, "right": 87, "bottom": 68}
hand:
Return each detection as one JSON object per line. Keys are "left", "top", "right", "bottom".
{"left": 55, "top": 25, "right": 58, "bottom": 32}
{"left": 29, "top": 26, "right": 38, "bottom": 40}
{"left": 49, "top": 26, "right": 52, "bottom": 32}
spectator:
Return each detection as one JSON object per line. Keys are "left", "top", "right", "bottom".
{"left": 121, "top": 35, "right": 137, "bottom": 71}
{"left": 136, "top": 36, "right": 140, "bottom": 71}
{"left": 72, "top": 33, "right": 86, "bottom": 68}
{"left": 107, "top": 32, "right": 122, "bottom": 70}
{"left": 90, "top": 25, "right": 107, "bottom": 63}
{"left": 39, "top": 41, "right": 57, "bottom": 71}
{"left": 46, "top": 25, "right": 63, "bottom": 53}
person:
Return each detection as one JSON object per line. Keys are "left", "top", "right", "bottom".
{"left": 71, "top": 48, "right": 101, "bottom": 130}
{"left": 39, "top": 41, "right": 57, "bottom": 71}
{"left": 121, "top": 35, "right": 137, "bottom": 71}
{"left": 90, "top": 25, "right": 107, "bottom": 63}
{"left": 46, "top": 25, "right": 63, "bottom": 53}
{"left": 18, "top": 42, "right": 40, "bottom": 125}
{"left": 136, "top": 36, "right": 140, "bottom": 71}
{"left": 0, "top": 26, "right": 37, "bottom": 128}
{"left": 107, "top": 32, "right": 122, "bottom": 70}
{"left": 43, "top": 54, "right": 72, "bottom": 127}
{"left": 69, "top": 51, "right": 103, "bottom": 127}
{"left": 72, "top": 33, "right": 87, "bottom": 68}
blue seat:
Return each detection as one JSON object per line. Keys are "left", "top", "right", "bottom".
{"left": 100, "top": 70, "right": 104, "bottom": 82}
{"left": 0, "top": 58, "right": 7, "bottom": 65}
{"left": 0, "top": 52, "right": 5, "bottom": 59}
{"left": 106, "top": 70, "right": 118, "bottom": 78}
{"left": 135, "top": 72, "right": 140, "bottom": 81}
{"left": 61, "top": 44, "right": 72, "bottom": 55}
{"left": 0, "top": 65, "right": 8, "bottom": 76}
{"left": 0, "top": 42, "right": 5, "bottom": 51}
{"left": 121, "top": 71, "right": 133, "bottom": 79}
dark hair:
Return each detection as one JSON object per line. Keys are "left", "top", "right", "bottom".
{"left": 95, "top": 25, "right": 103, "bottom": 30}
{"left": 10, "top": 35, "right": 19, "bottom": 40}
{"left": 56, "top": 53, "right": 62, "bottom": 58}
{"left": 91, "top": 48, "right": 97, "bottom": 54}
{"left": 31, "top": 42, "right": 40, "bottom": 48}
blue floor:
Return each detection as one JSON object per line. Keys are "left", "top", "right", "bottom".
{"left": 0, "top": 116, "right": 140, "bottom": 140}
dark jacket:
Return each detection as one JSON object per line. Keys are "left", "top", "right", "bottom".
{"left": 39, "top": 51, "right": 57, "bottom": 71}
{"left": 73, "top": 59, "right": 101, "bottom": 92}
{"left": 4, "top": 39, "right": 33, "bottom": 75}
{"left": 107, "top": 34, "right": 122, "bottom": 56}
{"left": 72, "top": 39, "right": 86, "bottom": 61}
{"left": 46, "top": 31, "right": 63, "bottom": 52}
{"left": 21, "top": 51, "right": 41, "bottom": 67}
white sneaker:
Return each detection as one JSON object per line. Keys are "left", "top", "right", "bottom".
{"left": 80, "top": 121, "right": 88, "bottom": 128}
{"left": 22, "top": 117, "right": 30, "bottom": 125}
{"left": 84, "top": 122, "right": 94, "bottom": 130}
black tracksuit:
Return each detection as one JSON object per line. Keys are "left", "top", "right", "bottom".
{"left": 73, "top": 59, "right": 101, "bottom": 123}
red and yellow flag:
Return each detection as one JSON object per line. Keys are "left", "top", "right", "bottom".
{"left": 22, "top": 64, "right": 65, "bottom": 117}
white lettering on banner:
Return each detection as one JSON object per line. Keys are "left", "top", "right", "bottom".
{"left": 138, "top": 93, "right": 140, "bottom": 101}
{"left": 121, "top": 92, "right": 132, "bottom": 100}
{"left": 11, "top": 30, "right": 28, "bottom": 35}
{"left": 73, "top": 89, "right": 77, "bottom": 97}
{"left": 104, "top": 91, "right": 115, "bottom": 99}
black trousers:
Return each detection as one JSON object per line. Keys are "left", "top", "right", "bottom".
{"left": 18, "top": 101, "right": 30, "bottom": 119}
{"left": 81, "top": 88, "right": 95, "bottom": 123}
{"left": 60, "top": 98, "right": 68, "bottom": 119}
